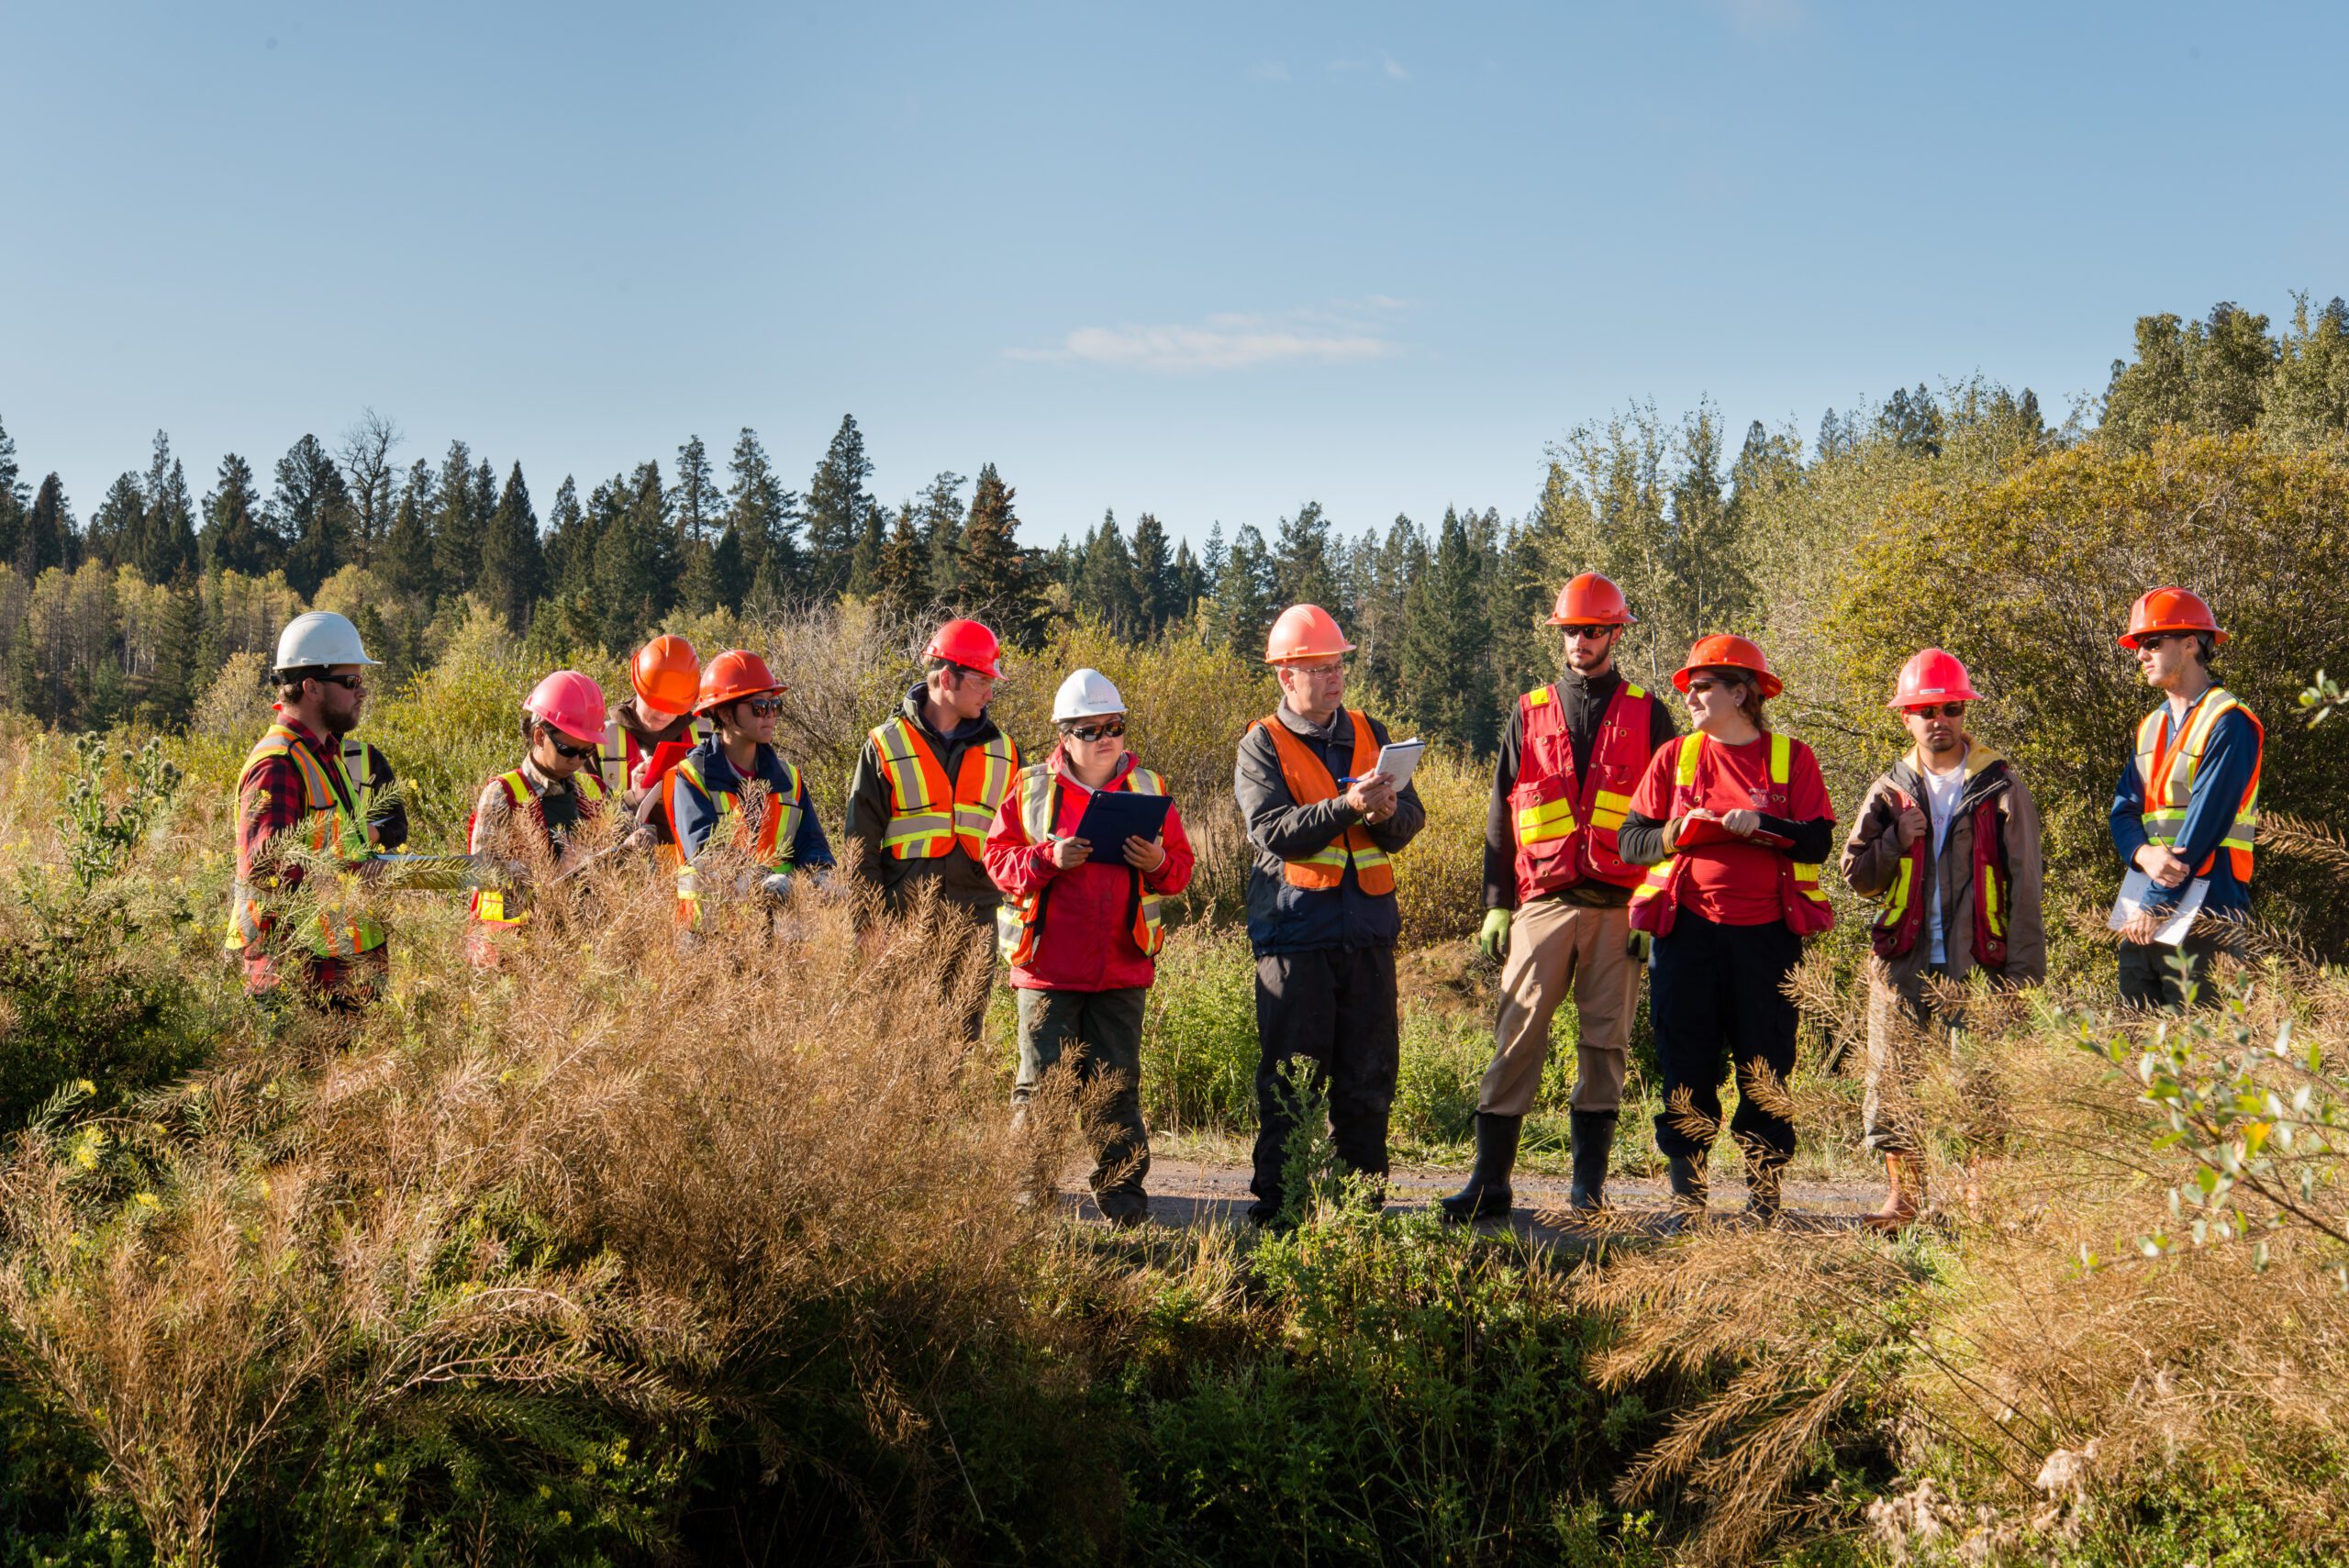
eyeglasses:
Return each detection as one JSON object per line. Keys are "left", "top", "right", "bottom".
{"left": 1285, "top": 662, "right": 1346, "bottom": 679}
{"left": 1063, "top": 719, "right": 1127, "bottom": 742}
{"left": 1906, "top": 703, "right": 1967, "bottom": 719}
{"left": 1562, "top": 626, "right": 1615, "bottom": 641}
{"left": 544, "top": 733, "right": 594, "bottom": 760}
{"left": 740, "top": 697, "right": 784, "bottom": 717}
{"left": 1685, "top": 677, "right": 1731, "bottom": 696}
{"left": 311, "top": 673, "right": 365, "bottom": 692}
{"left": 2132, "top": 632, "right": 2183, "bottom": 650}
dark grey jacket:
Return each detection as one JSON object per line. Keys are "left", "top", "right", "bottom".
{"left": 1233, "top": 705, "right": 1425, "bottom": 955}
{"left": 843, "top": 685, "right": 1020, "bottom": 911}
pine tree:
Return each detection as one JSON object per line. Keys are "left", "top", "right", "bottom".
{"left": 478, "top": 462, "right": 544, "bottom": 629}
{"left": 1879, "top": 384, "right": 1945, "bottom": 458}
{"left": 273, "top": 434, "right": 355, "bottom": 596}
{"left": 803, "top": 415, "right": 874, "bottom": 598}
{"left": 430, "top": 440, "right": 484, "bottom": 596}
{"left": 1129, "top": 511, "right": 1175, "bottom": 635}
{"left": 1397, "top": 506, "right": 1497, "bottom": 755}
{"left": 1079, "top": 509, "right": 1141, "bottom": 632}
{"left": 918, "top": 471, "right": 967, "bottom": 599}
{"left": 1271, "top": 500, "right": 1341, "bottom": 613}
{"left": 1201, "top": 520, "right": 1228, "bottom": 587}
{"left": 874, "top": 502, "right": 930, "bottom": 621}
{"left": 1354, "top": 514, "right": 1425, "bottom": 698}
{"left": 957, "top": 462, "right": 1040, "bottom": 645}
{"left": 726, "top": 428, "right": 801, "bottom": 607}
{"left": 540, "top": 476, "right": 601, "bottom": 642}
{"left": 87, "top": 473, "right": 144, "bottom": 570}
{"left": 1210, "top": 524, "right": 1275, "bottom": 657}
{"left": 1171, "top": 539, "right": 1205, "bottom": 623}
{"left": 140, "top": 434, "right": 198, "bottom": 583}
{"left": 846, "top": 498, "right": 887, "bottom": 597}
{"left": 19, "top": 473, "right": 72, "bottom": 577}
{"left": 0, "top": 416, "right": 24, "bottom": 567}
{"left": 383, "top": 459, "right": 439, "bottom": 601}
{"left": 594, "top": 462, "right": 672, "bottom": 650}
{"left": 145, "top": 574, "right": 204, "bottom": 725}
{"left": 200, "top": 454, "right": 272, "bottom": 578}
{"left": 670, "top": 435, "right": 722, "bottom": 613}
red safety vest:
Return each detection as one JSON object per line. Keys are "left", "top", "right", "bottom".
{"left": 1867, "top": 783, "right": 2009, "bottom": 968}
{"left": 869, "top": 716, "right": 1020, "bottom": 862}
{"left": 994, "top": 762, "right": 1169, "bottom": 967}
{"left": 467, "top": 767, "right": 608, "bottom": 928}
{"left": 1253, "top": 710, "right": 1396, "bottom": 895}
{"left": 1627, "top": 731, "right": 1834, "bottom": 939}
{"left": 1509, "top": 680, "right": 1663, "bottom": 898}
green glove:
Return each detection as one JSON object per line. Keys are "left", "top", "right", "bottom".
{"left": 1477, "top": 907, "right": 1512, "bottom": 962}
{"left": 1627, "top": 929, "right": 1653, "bottom": 963}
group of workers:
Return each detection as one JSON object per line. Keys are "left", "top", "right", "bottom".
{"left": 228, "top": 573, "right": 2262, "bottom": 1229}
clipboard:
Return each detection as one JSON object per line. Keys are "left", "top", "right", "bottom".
{"left": 635, "top": 740, "right": 696, "bottom": 792}
{"left": 1069, "top": 789, "right": 1174, "bottom": 851}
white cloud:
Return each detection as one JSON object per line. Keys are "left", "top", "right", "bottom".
{"left": 1009, "top": 306, "right": 1402, "bottom": 373}
{"left": 1327, "top": 52, "right": 1408, "bottom": 81}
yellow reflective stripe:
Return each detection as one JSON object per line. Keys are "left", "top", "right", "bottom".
{"left": 1525, "top": 685, "right": 1552, "bottom": 706}
{"left": 1878, "top": 854, "right": 1912, "bottom": 915}
{"left": 1623, "top": 684, "right": 1646, "bottom": 700}
{"left": 1983, "top": 862, "right": 2005, "bottom": 937}
{"left": 1769, "top": 731, "right": 1791, "bottom": 786}
{"left": 1517, "top": 796, "right": 1579, "bottom": 840}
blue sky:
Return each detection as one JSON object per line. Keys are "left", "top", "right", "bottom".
{"left": 4, "top": 2, "right": 2344, "bottom": 551}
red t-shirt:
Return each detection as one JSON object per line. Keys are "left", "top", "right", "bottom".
{"left": 1628, "top": 732, "right": 1834, "bottom": 927}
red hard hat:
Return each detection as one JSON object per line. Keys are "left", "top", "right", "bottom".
{"left": 1672, "top": 633, "right": 1784, "bottom": 699}
{"left": 696, "top": 649, "right": 785, "bottom": 716}
{"left": 924, "top": 618, "right": 1004, "bottom": 680}
{"left": 1888, "top": 648, "right": 1983, "bottom": 709}
{"left": 1546, "top": 572, "right": 1636, "bottom": 627}
{"left": 632, "top": 635, "right": 701, "bottom": 717}
{"left": 1264, "top": 604, "right": 1356, "bottom": 663}
{"left": 2119, "top": 586, "right": 2228, "bottom": 649}
{"left": 524, "top": 670, "right": 609, "bottom": 746}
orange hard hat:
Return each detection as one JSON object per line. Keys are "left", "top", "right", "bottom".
{"left": 1264, "top": 603, "right": 1356, "bottom": 663}
{"left": 696, "top": 649, "right": 785, "bottom": 716}
{"left": 1546, "top": 572, "right": 1636, "bottom": 627}
{"left": 1672, "top": 633, "right": 1784, "bottom": 699}
{"left": 632, "top": 634, "right": 701, "bottom": 717}
{"left": 1888, "top": 648, "right": 1982, "bottom": 709}
{"left": 524, "top": 670, "right": 609, "bottom": 746}
{"left": 2119, "top": 586, "right": 2228, "bottom": 649}
{"left": 924, "top": 618, "right": 1004, "bottom": 680}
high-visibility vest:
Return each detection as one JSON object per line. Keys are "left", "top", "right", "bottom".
{"left": 598, "top": 715, "right": 708, "bottom": 797}
{"left": 869, "top": 716, "right": 1019, "bottom": 862}
{"left": 225, "top": 725, "right": 385, "bottom": 959}
{"left": 1628, "top": 731, "right": 1833, "bottom": 938}
{"left": 1510, "top": 680, "right": 1663, "bottom": 898}
{"left": 1868, "top": 776, "right": 2010, "bottom": 967}
{"left": 2133, "top": 688, "right": 2262, "bottom": 883}
{"left": 663, "top": 751, "right": 809, "bottom": 923}
{"left": 468, "top": 767, "right": 608, "bottom": 927}
{"left": 994, "top": 763, "right": 1169, "bottom": 966}
{"left": 1253, "top": 710, "right": 1396, "bottom": 896}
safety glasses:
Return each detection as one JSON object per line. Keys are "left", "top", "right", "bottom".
{"left": 1562, "top": 626, "right": 1615, "bottom": 641}
{"left": 1906, "top": 702, "right": 1967, "bottom": 719}
{"left": 741, "top": 697, "right": 784, "bottom": 717}
{"left": 1063, "top": 719, "right": 1127, "bottom": 743}
{"left": 311, "top": 673, "right": 365, "bottom": 692}
{"left": 545, "top": 733, "right": 595, "bottom": 760}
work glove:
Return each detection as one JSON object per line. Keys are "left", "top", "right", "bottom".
{"left": 1476, "top": 907, "right": 1512, "bottom": 962}
{"left": 1627, "top": 929, "right": 1653, "bottom": 964}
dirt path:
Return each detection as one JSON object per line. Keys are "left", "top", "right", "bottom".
{"left": 1064, "top": 1157, "right": 1889, "bottom": 1246}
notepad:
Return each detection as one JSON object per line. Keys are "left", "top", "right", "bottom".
{"left": 1370, "top": 739, "right": 1426, "bottom": 792}
{"left": 2108, "top": 869, "right": 2209, "bottom": 947}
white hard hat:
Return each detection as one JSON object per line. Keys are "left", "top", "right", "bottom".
{"left": 273, "top": 610, "right": 379, "bottom": 673}
{"left": 1052, "top": 667, "right": 1126, "bottom": 722}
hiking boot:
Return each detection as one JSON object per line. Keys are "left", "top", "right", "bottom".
{"left": 1567, "top": 1109, "right": 1616, "bottom": 1212}
{"left": 1864, "top": 1152, "right": 1924, "bottom": 1231}
{"left": 1744, "top": 1160, "right": 1784, "bottom": 1227}
{"left": 1439, "top": 1112, "right": 1521, "bottom": 1223}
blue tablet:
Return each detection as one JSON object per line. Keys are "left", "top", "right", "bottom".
{"left": 1069, "top": 788, "right": 1175, "bottom": 851}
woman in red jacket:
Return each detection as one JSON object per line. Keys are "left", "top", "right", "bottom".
{"left": 984, "top": 668, "right": 1195, "bottom": 1227}
{"left": 1619, "top": 635, "right": 1836, "bottom": 1227}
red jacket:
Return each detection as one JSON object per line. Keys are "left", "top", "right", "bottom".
{"left": 984, "top": 749, "right": 1196, "bottom": 992}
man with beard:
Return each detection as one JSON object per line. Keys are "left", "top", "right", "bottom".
{"left": 1443, "top": 573, "right": 1678, "bottom": 1221}
{"left": 226, "top": 611, "right": 405, "bottom": 1008}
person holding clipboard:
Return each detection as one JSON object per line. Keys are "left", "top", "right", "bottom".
{"left": 985, "top": 668, "right": 1194, "bottom": 1227}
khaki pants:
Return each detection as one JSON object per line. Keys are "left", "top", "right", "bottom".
{"left": 1861, "top": 965, "right": 1953, "bottom": 1154}
{"left": 1478, "top": 898, "right": 1641, "bottom": 1118}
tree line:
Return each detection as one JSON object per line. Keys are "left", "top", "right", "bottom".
{"left": 2, "top": 295, "right": 2343, "bottom": 753}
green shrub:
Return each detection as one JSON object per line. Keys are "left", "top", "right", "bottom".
{"left": 1140, "top": 924, "right": 1260, "bottom": 1134}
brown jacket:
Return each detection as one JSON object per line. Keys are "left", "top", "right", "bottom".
{"left": 1840, "top": 741, "right": 2046, "bottom": 992}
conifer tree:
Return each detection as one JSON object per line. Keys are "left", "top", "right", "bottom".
{"left": 1201, "top": 520, "right": 1228, "bottom": 586}
{"left": 1398, "top": 506, "right": 1497, "bottom": 754}
{"left": 918, "top": 470, "right": 967, "bottom": 599}
{"left": 1271, "top": 500, "right": 1342, "bottom": 614}
{"left": 672, "top": 435, "right": 720, "bottom": 549}
{"left": 87, "top": 473, "right": 144, "bottom": 570}
{"left": 1354, "top": 514, "right": 1425, "bottom": 698}
{"left": 726, "top": 428, "right": 800, "bottom": 607}
{"left": 846, "top": 498, "right": 886, "bottom": 597}
{"left": 539, "top": 476, "right": 602, "bottom": 642}
{"left": 273, "top": 434, "right": 355, "bottom": 596}
{"left": 430, "top": 440, "right": 484, "bottom": 596}
{"left": 1080, "top": 509, "right": 1141, "bottom": 633}
{"left": 19, "top": 474, "right": 73, "bottom": 577}
{"left": 1210, "top": 524, "right": 1275, "bottom": 657}
{"left": 803, "top": 415, "right": 874, "bottom": 598}
{"left": 0, "top": 416, "right": 25, "bottom": 558}
{"left": 383, "top": 460, "right": 439, "bottom": 601}
{"left": 957, "top": 462, "right": 1040, "bottom": 646}
{"left": 594, "top": 462, "right": 672, "bottom": 650}
{"left": 141, "top": 441, "right": 199, "bottom": 584}
{"left": 1129, "top": 511, "right": 1174, "bottom": 635}
{"left": 874, "top": 502, "right": 930, "bottom": 621}
{"left": 1171, "top": 539, "right": 1205, "bottom": 623}
{"left": 200, "top": 454, "right": 272, "bottom": 578}
{"left": 145, "top": 574, "right": 204, "bottom": 725}
{"left": 478, "top": 462, "right": 543, "bottom": 629}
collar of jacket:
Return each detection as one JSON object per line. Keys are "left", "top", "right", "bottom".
{"left": 518, "top": 754, "right": 576, "bottom": 797}
{"left": 902, "top": 684, "right": 999, "bottom": 747}
{"left": 1048, "top": 746, "right": 1137, "bottom": 787}
{"left": 1275, "top": 703, "right": 1352, "bottom": 748}
{"left": 1556, "top": 667, "right": 1621, "bottom": 698}
{"left": 1891, "top": 738, "right": 2011, "bottom": 811}
{"left": 687, "top": 735, "right": 790, "bottom": 794}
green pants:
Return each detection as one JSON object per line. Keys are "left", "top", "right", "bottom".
{"left": 1015, "top": 986, "right": 1150, "bottom": 1220}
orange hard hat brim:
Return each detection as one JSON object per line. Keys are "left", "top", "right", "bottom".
{"left": 2118, "top": 627, "right": 2230, "bottom": 649}
{"left": 1672, "top": 663, "right": 1784, "bottom": 700}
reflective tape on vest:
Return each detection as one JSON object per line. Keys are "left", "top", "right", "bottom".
{"left": 2135, "top": 688, "right": 2261, "bottom": 880}
{"left": 226, "top": 725, "right": 384, "bottom": 959}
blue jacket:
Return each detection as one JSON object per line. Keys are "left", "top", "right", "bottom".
{"left": 667, "top": 738, "right": 834, "bottom": 870}
{"left": 2110, "top": 702, "right": 2258, "bottom": 918}
{"left": 1233, "top": 706, "right": 1425, "bottom": 956}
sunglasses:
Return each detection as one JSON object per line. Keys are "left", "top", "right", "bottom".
{"left": 740, "top": 697, "right": 784, "bottom": 717}
{"left": 311, "top": 673, "right": 365, "bottom": 692}
{"left": 1562, "top": 626, "right": 1615, "bottom": 641}
{"left": 1064, "top": 719, "right": 1127, "bottom": 742}
{"left": 2132, "top": 632, "right": 2186, "bottom": 651}
{"left": 543, "top": 733, "right": 595, "bottom": 760}
{"left": 1685, "top": 677, "right": 1740, "bottom": 696}
{"left": 1906, "top": 703, "right": 1968, "bottom": 719}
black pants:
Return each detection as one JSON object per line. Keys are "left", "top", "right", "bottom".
{"left": 2118, "top": 929, "right": 2237, "bottom": 1011}
{"left": 1014, "top": 986, "right": 1151, "bottom": 1219}
{"left": 1249, "top": 946, "right": 1399, "bottom": 1223}
{"left": 1649, "top": 912, "right": 1801, "bottom": 1167}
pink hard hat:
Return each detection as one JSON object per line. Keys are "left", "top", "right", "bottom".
{"left": 524, "top": 669, "right": 609, "bottom": 746}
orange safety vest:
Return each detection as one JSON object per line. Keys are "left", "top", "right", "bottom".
{"left": 1627, "top": 731, "right": 1833, "bottom": 938}
{"left": 869, "top": 715, "right": 1019, "bottom": 862}
{"left": 1254, "top": 709, "right": 1396, "bottom": 896}
{"left": 1509, "top": 680, "right": 1662, "bottom": 898}
{"left": 995, "top": 762, "right": 1169, "bottom": 966}
{"left": 663, "top": 752, "right": 809, "bottom": 923}
{"left": 225, "top": 725, "right": 385, "bottom": 959}
{"left": 468, "top": 767, "right": 608, "bottom": 927}
{"left": 2133, "top": 688, "right": 2261, "bottom": 883}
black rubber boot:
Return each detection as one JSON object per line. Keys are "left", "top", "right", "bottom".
{"left": 1662, "top": 1152, "right": 1709, "bottom": 1233}
{"left": 1743, "top": 1160, "right": 1783, "bottom": 1228}
{"left": 1439, "top": 1112, "right": 1522, "bottom": 1222}
{"left": 1568, "top": 1110, "right": 1616, "bottom": 1211}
